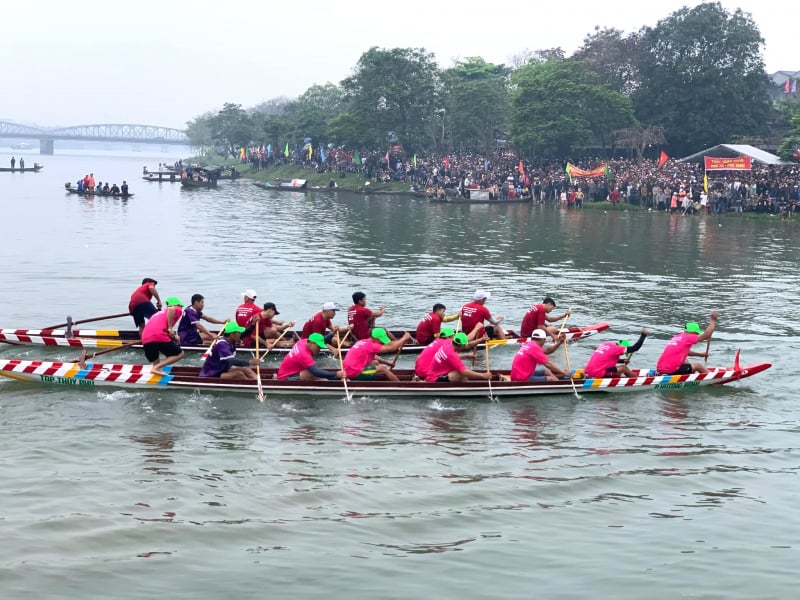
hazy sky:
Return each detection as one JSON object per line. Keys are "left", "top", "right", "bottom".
{"left": 3, "top": 0, "right": 794, "bottom": 130}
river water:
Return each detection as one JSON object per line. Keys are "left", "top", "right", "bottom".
{"left": 0, "top": 150, "right": 798, "bottom": 599}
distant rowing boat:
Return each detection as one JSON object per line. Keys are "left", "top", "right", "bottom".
{"left": 64, "top": 188, "right": 134, "bottom": 198}
{"left": 253, "top": 179, "right": 308, "bottom": 191}
{"left": 1, "top": 164, "right": 43, "bottom": 173}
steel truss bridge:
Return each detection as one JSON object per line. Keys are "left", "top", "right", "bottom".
{"left": 0, "top": 121, "right": 189, "bottom": 154}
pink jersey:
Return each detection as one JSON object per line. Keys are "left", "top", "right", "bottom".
{"left": 414, "top": 338, "right": 446, "bottom": 378}
{"left": 656, "top": 332, "right": 699, "bottom": 373}
{"left": 343, "top": 338, "right": 383, "bottom": 378}
{"left": 520, "top": 304, "right": 546, "bottom": 338}
{"left": 277, "top": 338, "right": 315, "bottom": 379}
{"left": 347, "top": 304, "right": 373, "bottom": 340}
{"left": 141, "top": 306, "right": 183, "bottom": 344}
{"left": 510, "top": 341, "right": 549, "bottom": 381}
{"left": 584, "top": 341, "right": 626, "bottom": 378}
{"left": 460, "top": 302, "right": 491, "bottom": 335}
{"left": 425, "top": 340, "right": 467, "bottom": 382}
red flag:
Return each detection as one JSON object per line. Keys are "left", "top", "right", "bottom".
{"left": 519, "top": 160, "right": 525, "bottom": 177}
{"left": 444, "top": 155, "right": 450, "bottom": 170}
{"left": 658, "top": 151, "right": 669, "bottom": 169}
{"left": 785, "top": 79, "right": 790, "bottom": 93}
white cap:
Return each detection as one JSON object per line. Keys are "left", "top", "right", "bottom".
{"left": 531, "top": 329, "right": 547, "bottom": 340}
{"left": 322, "top": 302, "right": 339, "bottom": 311}
{"left": 242, "top": 289, "right": 258, "bottom": 300}
{"left": 474, "top": 289, "right": 491, "bottom": 301}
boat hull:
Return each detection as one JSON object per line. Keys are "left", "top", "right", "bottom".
{"left": 0, "top": 323, "right": 611, "bottom": 355}
{"left": 1, "top": 166, "right": 43, "bottom": 173}
{"left": 0, "top": 358, "right": 772, "bottom": 398}
{"left": 65, "top": 188, "right": 134, "bottom": 198}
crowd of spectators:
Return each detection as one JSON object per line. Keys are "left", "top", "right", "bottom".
{"left": 243, "top": 145, "right": 800, "bottom": 216}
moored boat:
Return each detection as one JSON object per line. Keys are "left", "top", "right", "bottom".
{"left": 0, "top": 352, "right": 771, "bottom": 398}
{"left": 0, "top": 163, "right": 44, "bottom": 173}
{"left": 0, "top": 322, "right": 612, "bottom": 355}
{"left": 253, "top": 178, "right": 308, "bottom": 191}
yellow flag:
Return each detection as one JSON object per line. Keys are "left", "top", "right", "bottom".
{"left": 308, "top": 145, "right": 312, "bottom": 159}
{"left": 703, "top": 173, "right": 708, "bottom": 193}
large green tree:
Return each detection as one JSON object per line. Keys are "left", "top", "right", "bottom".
{"left": 511, "top": 58, "right": 634, "bottom": 157}
{"left": 206, "top": 103, "right": 253, "bottom": 157}
{"left": 573, "top": 27, "right": 640, "bottom": 96}
{"left": 338, "top": 47, "right": 441, "bottom": 151}
{"left": 633, "top": 2, "right": 771, "bottom": 155}
{"left": 441, "top": 57, "right": 510, "bottom": 153}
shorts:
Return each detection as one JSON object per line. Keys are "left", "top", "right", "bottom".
{"left": 666, "top": 363, "right": 692, "bottom": 375}
{"left": 526, "top": 365, "right": 547, "bottom": 382}
{"left": 353, "top": 367, "right": 377, "bottom": 380}
{"left": 144, "top": 340, "right": 182, "bottom": 362}
{"left": 131, "top": 302, "right": 157, "bottom": 327}
{"left": 435, "top": 374, "right": 449, "bottom": 383}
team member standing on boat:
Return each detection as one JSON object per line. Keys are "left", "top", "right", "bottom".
{"left": 342, "top": 328, "right": 410, "bottom": 381}
{"left": 141, "top": 297, "right": 185, "bottom": 376}
{"left": 510, "top": 329, "right": 568, "bottom": 382}
{"left": 301, "top": 302, "right": 346, "bottom": 344}
{"left": 177, "top": 294, "right": 227, "bottom": 346}
{"left": 347, "top": 291, "right": 388, "bottom": 340}
{"left": 415, "top": 303, "right": 459, "bottom": 345}
{"left": 460, "top": 290, "right": 506, "bottom": 341}
{"left": 584, "top": 328, "right": 648, "bottom": 379}
{"left": 421, "top": 332, "right": 493, "bottom": 383}
{"left": 277, "top": 333, "right": 343, "bottom": 381}
{"left": 199, "top": 321, "right": 259, "bottom": 380}
{"left": 656, "top": 312, "right": 718, "bottom": 375}
{"left": 121, "top": 181, "right": 129, "bottom": 195}
{"left": 519, "top": 296, "right": 570, "bottom": 339}
{"left": 129, "top": 277, "right": 162, "bottom": 333}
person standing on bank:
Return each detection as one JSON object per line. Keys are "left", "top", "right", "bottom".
{"left": 129, "top": 277, "right": 162, "bottom": 333}
{"left": 141, "top": 297, "right": 185, "bottom": 376}
{"left": 656, "top": 312, "right": 718, "bottom": 375}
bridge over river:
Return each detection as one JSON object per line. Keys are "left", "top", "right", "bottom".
{"left": 0, "top": 122, "right": 190, "bottom": 154}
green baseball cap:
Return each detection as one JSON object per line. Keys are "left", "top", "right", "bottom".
{"left": 371, "top": 327, "right": 391, "bottom": 344}
{"left": 685, "top": 322, "right": 703, "bottom": 334}
{"left": 223, "top": 321, "right": 246, "bottom": 335}
{"left": 618, "top": 339, "right": 632, "bottom": 348}
{"left": 165, "top": 296, "right": 183, "bottom": 307}
{"left": 439, "top": 327, "right": 455, "bottom": 339}
{"left": 308, "top": 333, "right": 326, "bottom": 348}
{"left": 453, "top": 332, "right": 468, "bottom": 346}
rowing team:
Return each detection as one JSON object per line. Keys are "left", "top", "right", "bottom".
{"left": 129, "top": 279, "right": 720, "bottom": 382}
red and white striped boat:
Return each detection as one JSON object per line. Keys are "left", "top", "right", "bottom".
{"left": 0, "top": 322, "right": 612, "bottom": 356}
{"left": 0, "top": 351, "right": 770, "bottom": 399}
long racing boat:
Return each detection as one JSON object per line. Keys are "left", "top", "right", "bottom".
{"left": 0, "top": 322, "right": 611, "bottom": 356}
{"left": 0, "top": 351, "right": 771, "bottom": 399}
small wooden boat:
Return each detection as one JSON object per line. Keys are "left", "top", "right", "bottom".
{"left": 65, "top": 188, "right": 134, "bottom": 198}
{"left": 0, "top": 322, "right": 611, "bottom": 355}
{"left": 1, "top": 164, "right": 44, "bottom": 173}
{"left": 0, "top": 351, "right": 771, "bottom": 398}
{"left": 142, "top": 172, "right": 180, "bottom": 182}
{"left": 253, "top": 179, "right": 308, "bottom": 191}
{"left": 429, "top": 192, "right": 532, "bottom": 204}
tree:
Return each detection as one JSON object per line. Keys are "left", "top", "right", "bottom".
{"left": 207, "top": 103, "right": 253, "bottom": 157}
{"left": 441, "top": 58, "right": 510, "bottom": 153}
{"left": 340, "top": 47, "right": 441, "bottom": 152}
{"left": 573, "top": 27, "right": 641, "bottom": 96}
{"left": 614, "top": 124, "right": 666, "bottom": 162}
{"left": 776, "top": 99, "right": 800, "bottom": 160}
{"left": 511, "top": 58, "right": 634, "bottom": 157}
{"left": 290, "top": 83, "right": 345, "bottom": 143}
{"left": 185, "top": 111, "right": 216, "bottom": 148}
{"left": 633, "top": 2, "right": 771, "bottom": 155}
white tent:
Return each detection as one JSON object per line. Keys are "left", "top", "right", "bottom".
{"left": 680, "top": 144, "right": 787, "bottom": 165}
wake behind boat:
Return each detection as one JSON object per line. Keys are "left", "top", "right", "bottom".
{"left": 0, "top": 322, "right": 611, "bottom": 356}
{"left": 0, "top": 352, "right": 771, "bottom": 399}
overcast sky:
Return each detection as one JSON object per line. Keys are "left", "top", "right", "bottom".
{"left": 3, "top": 0, "right": 793, "bottom": 130}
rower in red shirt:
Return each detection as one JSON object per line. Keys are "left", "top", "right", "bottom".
{"left": 347, "top": 291, "right": 387, "bottom": 341}
{"left": 301, "top": 302, "right": 346, "bottom": 345}
{"left": 460, "top": 289, "right": 505, "bottom": 341}
{"left": 519, "top": 296, "right": 570, "bottom": 339}
{"left": 415, "top": 303, "right": 458, "bottom": 345}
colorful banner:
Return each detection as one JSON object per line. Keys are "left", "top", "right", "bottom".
{"left": 565, "top": 162, "right": 609, "bottom": 179}
{"left": 703, "top": 156, "right": 752, "bottom": 171}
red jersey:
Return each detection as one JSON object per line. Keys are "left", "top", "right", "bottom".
{"left": 460, "top": 302, "right": 491, "bottom": 336}
{"left": 415, "top": 311, "right": 442, "bottom": 344}
{"left": 520, "top": 304, "right": 546, "bottom": 338}
{"left": 347, "top": 304, "right": 373, "bottom": 340}
{"left": 277, "top": 338, "right": 315, "bottom": 379}
{"left": 128, "top": 283, "right": 155, "bottom": 312}
{"left": 242, "top": 313, "right": 272, "bottom": 347}
{"left": 301, "top": 312, "right": 332, "bottom": 338}
{"left": 235, "top": 301, "right": 260, "bottom": 328}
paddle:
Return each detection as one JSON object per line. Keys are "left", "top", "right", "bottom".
{"left": 335, "top": 331, "right": 352, "bottom": 402}
{"left": 704, "top": 336, "right": 712, "bottom": 363}
{"left": 259, "top": 327, "right": 292, "bottom": 360}
{"left": 45, "top": 312, "right": 130, "bottom": 330}
{"left": 255, "top": 320, "right": 265, "bottom": 402}
{"left": 201, "top": 326, "right": 228, "bottom": 361}
{"left": 75, "top": 340, "right": 139, "bottom": 368}
{"left": 558, "top": 309, "right": 581, "bottom": 399}
{"left": 486, "top": 340, "right": 495, "bottom": 401}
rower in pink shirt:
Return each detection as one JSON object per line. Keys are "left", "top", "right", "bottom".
{"left": 656, "top": 312, "right": 718, "bottom": 375}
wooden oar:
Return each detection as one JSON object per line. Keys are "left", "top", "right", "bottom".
{"left": 558, "top": 309, "right": 581, "bottom": 399}
{"left": 255, "top": 320, "right": 265, "bottom": 402}
{"left": 704, "top": 336, "right": 712, "bottom": 363}
{"left": 259, "top": 327, "right": 292, "bottom": 360}
{"left": 201, "top": 326, "right": 227, "bottom": 361}
{"left": 45, "top": 312, "right": 129, "bottom": 330}
{"left": 390, "top": 346, "right": 403, "bottom": 369}
{"left": 486, "top": 340, "right": 495, "bottom": 401}
{"left": 335, "top": 331, "right": 352, "bottom": 402}
{"left": 75, "top": 339, "right": 140, "bottom": 368}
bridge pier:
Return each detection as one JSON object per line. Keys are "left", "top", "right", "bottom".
{"left": 39, "top": 139, "right": 54, "bottom": 155}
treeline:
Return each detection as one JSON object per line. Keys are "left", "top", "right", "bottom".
{"left": 184, "top": 2, "right": 800, "bottom": 160}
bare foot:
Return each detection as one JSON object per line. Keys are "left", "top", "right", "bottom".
{"left": 151, "top": 368, "right": 165, "bottom": 376}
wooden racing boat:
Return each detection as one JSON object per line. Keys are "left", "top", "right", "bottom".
{"left": 0, "top": 322, "right": 611, "bottom": 356}
{"left": 65, "top": 188, "right": 134, "bottom": 198}
{"left": 0, "top": 164, "right": 44, "bottom": 173}
{"left": 0, "top": 351, "right": 771, "bottom": 399}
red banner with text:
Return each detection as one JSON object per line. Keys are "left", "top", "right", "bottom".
{"left": 704, "top": 156, "right": 752, "bottom": 171}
